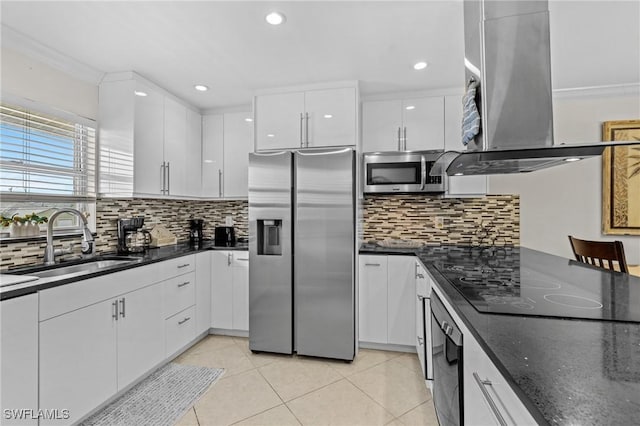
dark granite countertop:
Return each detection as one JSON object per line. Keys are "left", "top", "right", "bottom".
{"left": 361, "top": 243, "right": 640, "bottom": 425}
{"left": 0, "top": 240, "right": 248, "bottom": 300}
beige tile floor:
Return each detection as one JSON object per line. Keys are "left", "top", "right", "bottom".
{"left": 173, "top": 335, "right": 437, "bottom": 426}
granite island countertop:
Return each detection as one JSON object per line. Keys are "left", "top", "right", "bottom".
{"left": 0, "top": 240, "right": 248, "bottom": 300}
{"left": 361, "top": 243, "right": 640, "bottom": 425}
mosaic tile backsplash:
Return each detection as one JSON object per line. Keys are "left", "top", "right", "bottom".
{"left": 363, "top": 194, "right": 520, "bottom": 246}
{"left": 1, "top": 198, "right": 248, "bottom": 269}
{"left": 1, "top": 194, "right": 519, "bottom": 269}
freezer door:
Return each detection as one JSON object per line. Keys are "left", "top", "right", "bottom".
{"left": 249, "top": 151, "right": 293, "bottom": 354}
{"left": 294, "top": 148, "right": 355, "bottom": 360}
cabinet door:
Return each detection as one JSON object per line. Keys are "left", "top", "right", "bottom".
{"left": 117, "top": 283, "right": 165, "bottom": 390}
{"left": 358, "top": 255, "right": 388, "bottom": 344}
{"left": 1, "top": 294, "right": 38, "bottom": 426}
{"left": 387, "top": 256, "right": 416, "bottom": 346}
{"left": 416, "top": 295, "right": 426, "bottom": 379}
{"left": 184, "top": 108, "right": 203, "bottom": 198}
{"left": 133, "top": 82, "right": 165, "bottom": 196}
{"left": 195, "top": 251, "right": 212, "bottom": 334}
{"left": 40, "top": 299, "right": 118, "bottom": 425}
{"left": 255, "top": 92, "right": 305, "bottom": 150}
{"left": 402, "top": 97, "right": 444, "bottom": 151}
{"left": 202, "top": 114, "right": 224, "bottom": 198}
{"left": 304, "top": 87, "right": 356, "bottom": 147}
{"left": 362, "top": 99, "right": 402, "bottom": 152}
{"left": 211, "top": 250, "right": 234, "bottom": 329}
{"left": 444, "top": 95, "right": 487, "bottom": 196}
{"left": 223, "top": 111, "right": 253, "bottom": 198}
{"left": 163, "top": 96, "right": 188, "bottom": 196}
{"left": 232, "top": 252, "right": 250, "bottom": 331}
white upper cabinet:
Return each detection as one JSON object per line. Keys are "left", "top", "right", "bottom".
{"left": 201, "top": 110, "right": 253, "bottom": 198}
{"left": 254, "top": 83, "right": 358, "bottom": 151}
{"left": 444, "top": 95, "right": 487, "bottom": 197}
{"left": 255, "top": 92, "right": 305, "bottom": 150}
{"left": 132, "top": 81, "right": 165, "bottom": 196}
{"left": 223, "top": 111, "right": 254, "bottom": 198}
{"left": 99, "top": 72, "right": 202, "bottom": 199}
{"left": 362, "top": 96, "right": 444, "bottom": 152}
{"left": 304, "top": 87, "right": 357, "bottom": 148}
{"left": 202, "top": 114, "right": 224, "bottom": 198}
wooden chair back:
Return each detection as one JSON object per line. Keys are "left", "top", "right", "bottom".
{"left": 568, "top": 236, "right": 628, "bottom": 273}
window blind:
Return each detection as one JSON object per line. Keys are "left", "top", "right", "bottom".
{"left": 0, "top": 104, "right": 96, "bottom": 201}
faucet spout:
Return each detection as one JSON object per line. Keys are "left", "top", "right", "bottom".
{"left": 44, "top": 208, "right": 95, "bottom": 265}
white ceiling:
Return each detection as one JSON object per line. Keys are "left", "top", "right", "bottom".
{"left": 1, "top": 1, "right": 638, "bottom": 111}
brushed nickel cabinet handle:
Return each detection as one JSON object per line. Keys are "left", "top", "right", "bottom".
{"left": 112, "top": 300, "right": 119, "bottom": 320}
{"left": 473, "top": 372, "right": 508, "bottom": 426}
{"left": 305, "top": 112, "right": 310, "bottom": 147}
{"left": 397, "top": 127, "right": 402, "bottom": 150}
{"left": 177, "top": 281, "right": 190, "bottom": 288}
{"left": 166, "top": 162, "right": 170, "bottom": 194}
{"left": 177, "top": 263, "right": 190, "bottom": 269}
{"left": 160, "top": 162, "right": 166, "bottom": 194}
{"left": 178, "top": 317, "right": 191, "bottom": 325}
{"left": 300, "top": 113, "right": 304, "bottom": 147}
{"left": 218, "top": 169, "right": 223, "bottom": 197}
{"left": 119, "top": 297, "right": 125, "bottom": 318}
{"left": 364, "top": 263, "right": 381, "bottom": 267}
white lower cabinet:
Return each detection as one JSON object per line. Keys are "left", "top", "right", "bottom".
{"left": 40, "top": 297, "right": 118, "bottom": 425}
{"left": 211, "top": 250, "right": 249, "bottom": 333}
{"left": 1, "top": 294, "right": 39, "bottom": 426}
{"left": 165, "top": 306, "right": 197, "bottom": 357}
{"left": 117, "top": 283, "right": 165, "bottom": 389}
{"left": 358, "top": 255, "right": 415, "bottom": 347}
{"left": 195, "top": 251, "right": 212, "bottom": 335}
{"left": 464, "top": 333, "right": 538, "bottom": 426}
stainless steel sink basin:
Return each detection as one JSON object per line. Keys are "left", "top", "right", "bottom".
{"left": 26, "top": 256, "right": 144, "bottom": 280}
{"left": 32, "top": 260, "right": 131, "bottom": 279}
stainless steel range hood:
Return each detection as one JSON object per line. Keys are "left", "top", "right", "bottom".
{"left": 435, "top": 0, "right": 638, "bottom": 176}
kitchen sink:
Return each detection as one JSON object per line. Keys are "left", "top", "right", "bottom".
{"left": 11, "top": 256, "right": 144, "bottom": 281}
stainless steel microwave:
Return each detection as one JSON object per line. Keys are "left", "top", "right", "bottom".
{"left": 363, "top": 151, "right": 445, "bottom": 194}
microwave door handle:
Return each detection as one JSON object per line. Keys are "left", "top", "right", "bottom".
{"left": 420, "top": 155, "right": 426, "bottom": 190}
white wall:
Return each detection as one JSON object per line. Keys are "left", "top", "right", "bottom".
{"left": 0, "top": 47, "right": 98, "bottom": 120}
{"left": 489, "top": 86, "right": 640, "bottom": 264}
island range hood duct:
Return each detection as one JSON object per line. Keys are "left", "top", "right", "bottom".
{"left": 434, "top": 0, "right": 638, "bottom": 176}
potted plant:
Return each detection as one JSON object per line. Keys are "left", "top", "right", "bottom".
{"left": 5, "top": 213, "right": 48, "bottom": 237}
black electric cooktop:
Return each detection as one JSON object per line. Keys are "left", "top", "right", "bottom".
{"left": 433, "top": 247, "right": 640, "bottom": 323}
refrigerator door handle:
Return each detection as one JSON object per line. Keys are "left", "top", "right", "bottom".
{"left": 296, "top": 147, "right": 352, "bottom": 157}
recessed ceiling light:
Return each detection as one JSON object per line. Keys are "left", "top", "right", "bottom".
{"left": 267, "top": 134, "right": 275, "bottom": 138}
{"left": 413, "top": 61, "right": 428, "bottom": 70}
{"left": 194, "top": 85, "right": 208, "bottom": 92}
{"left": 454, "top": 172, "right": 464, "bottom": 176}
{"left": 564, "top": 157, "right": 581, "bottom": 162}
{"left": 134, "top": 90, "right": 147, "bottom": 97}
{"left": 265, "top": 12, "right": 286, "bottom": 25}
{"left": 405, "top": 105, "right": 415, "bottom": 110}
{"left": 324, "top": 114, "right": 333, "bottom": 119}
{"left": 245, "top": 118, "right": 253, "bottom": 122}
{"left": 203, "top": 160, "right": 214, "bottom": 164}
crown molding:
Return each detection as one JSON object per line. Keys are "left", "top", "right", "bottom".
{"left": 2, "top": 25, "right": 104, "bottom": 85}
{"left": 552, "top": 83, "right": 640, "bottom": 99}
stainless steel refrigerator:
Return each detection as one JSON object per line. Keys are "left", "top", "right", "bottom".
{"left": 248, "top": 148, "right": 355, "bottom": 361}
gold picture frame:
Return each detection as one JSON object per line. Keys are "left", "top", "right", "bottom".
{"left": 602, "top": 119, "right": 640, "bottom": 235}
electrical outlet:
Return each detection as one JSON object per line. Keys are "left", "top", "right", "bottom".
{"left": 434, "top": 216, "right": 445, "bottom": 229}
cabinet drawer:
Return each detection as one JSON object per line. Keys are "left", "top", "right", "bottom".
{"left": 161, "top": 255, "right": 195, "bottom": 277}
{"left": 165, "top": 306, "right": 196, "bottom": 357}
{"left": 163, "top": 272, "right": 196, "bottom": 318}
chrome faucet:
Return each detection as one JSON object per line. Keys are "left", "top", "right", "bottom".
{"left": 44, "top": 208, "right": 95, "bottom": 265}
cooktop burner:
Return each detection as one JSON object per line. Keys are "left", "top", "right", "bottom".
{"left": 435, "top": 257, "right": 635, "bottom": 322}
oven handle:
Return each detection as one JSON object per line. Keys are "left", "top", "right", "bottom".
{"left": 473, "top": 372, "right": 508, "bottom": 426}
{"left": 420, "top": 155, "right": 426, "bottom": 190}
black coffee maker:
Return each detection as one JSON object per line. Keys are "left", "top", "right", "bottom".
{"left": 189, "top": 219, "right": 205, "bottom": 246}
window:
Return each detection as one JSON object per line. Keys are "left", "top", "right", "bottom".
{"left": 0, "top": 103, "right": 97, "bottom": 235}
